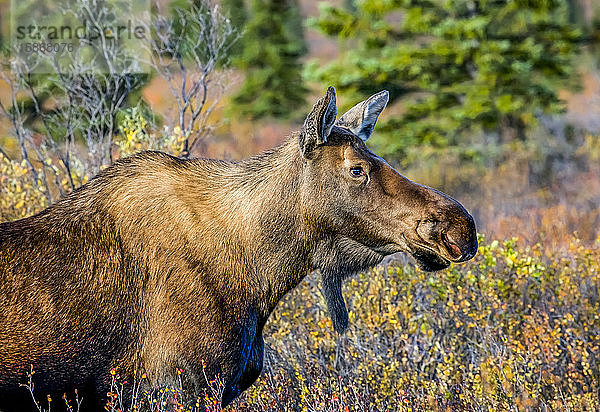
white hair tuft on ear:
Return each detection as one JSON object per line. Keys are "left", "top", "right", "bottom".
{"left": 336, "top": 90, "right": 389, "bottom": 141}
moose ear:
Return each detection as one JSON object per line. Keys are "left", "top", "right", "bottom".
{"left": 299, "top": 86, "right": 338, "bottom": 158}
{"left": 336, "top": 90, "right": 389, "bottom": 141}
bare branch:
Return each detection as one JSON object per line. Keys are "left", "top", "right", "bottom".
{"left": 1, "top": 0, "right": 238, "bottom": 211}
{"left": 142, "top": 0, "right": 239, "bottom": 157}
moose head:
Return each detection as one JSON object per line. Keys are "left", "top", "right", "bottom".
{"left": 297, "top": 87, "right": 478, "bottom": 333}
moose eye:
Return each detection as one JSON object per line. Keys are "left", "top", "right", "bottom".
{"left": 349, "top": 166, "right": 365, "bottom": 178}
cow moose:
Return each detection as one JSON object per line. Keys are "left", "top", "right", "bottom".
{"left": 0, "top": 87, "right": 477, "bottom": 411}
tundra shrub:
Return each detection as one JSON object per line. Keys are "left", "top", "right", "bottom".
{"left": 116, "top": 107, "right": 188, "bottom": 156}
{"left": 0, "top": 157, "right": 48, "bottom": 222}
{"left": 236, "top": 236, "right": 600, "bottom": 411}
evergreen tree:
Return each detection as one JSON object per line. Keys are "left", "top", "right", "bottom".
{"left": 222, "top": 0, "right": 248, "bottom": 57}
{"left": 311, "top": 0, "right": 586, "bottom": 159}
{"left": 230, "top": 0, "right": 307, "bottom": 120}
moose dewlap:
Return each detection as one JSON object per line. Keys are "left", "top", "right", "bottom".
{"left": 0, "top": 87, "right": 477, "bottom": 411}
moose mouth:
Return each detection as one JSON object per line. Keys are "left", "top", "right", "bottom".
{"left": 371, "top": 236, "right": 461, "bottom": 271}
{"left": 407, "top": 228, "right": 466, "bottom": 271}
{"left": 401, "top": 232, "right": 454, "bottom": 271}
{"left": 410, "top": 247, "right": 451, "bottom": 271}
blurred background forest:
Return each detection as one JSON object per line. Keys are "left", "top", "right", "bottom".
{"left": 1, "top": 0, "right": 600, "bottom": 411}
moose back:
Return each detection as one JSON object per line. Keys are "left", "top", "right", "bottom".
{"left": 0, "top": 87, "right": 477, "bottom": 410}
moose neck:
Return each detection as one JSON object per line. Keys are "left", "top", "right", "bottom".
{"left": 185, "top": 136, "right": 317, "bottom": 320}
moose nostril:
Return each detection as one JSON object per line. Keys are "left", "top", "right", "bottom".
{"left": 441, "top": 232, "right": 462, "bottom": 259}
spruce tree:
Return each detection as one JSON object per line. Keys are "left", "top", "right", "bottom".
{"left": 221, "top": 0, "right": 248, "bottom": 57}
{"left": 230, "top": 0, "right": 307, "bottom": 120}
{"left": 311, "top": 0, "right": 586, "bottom": 159}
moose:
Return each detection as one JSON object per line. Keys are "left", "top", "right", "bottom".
{"left": 0, "top": 87, "right": 477, "bottom": 411}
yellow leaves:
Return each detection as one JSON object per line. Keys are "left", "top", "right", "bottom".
{"left": 503, "top": 365, "right": 514, "bottom": 381}
{"left": 116, "top": 107, "right": 190, "bottom": 157}
{"left": 116, "top": 107, "right": 152, "bottom": 156}
{"left": 241, "top": 236, "right": 600, "bottom": 410}
{"left": 0, "top": 156, "right": 49, "bottom": 221}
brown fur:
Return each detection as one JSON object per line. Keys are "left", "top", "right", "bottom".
{"left": 0, "top": 88, "right": 477, "bottom": 411}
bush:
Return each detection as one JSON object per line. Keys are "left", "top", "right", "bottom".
{"left": 233, "top": 236, "right": 600, "bottom": 411}
{"left": 0, "top": 157, "right": 49, "bottom": 222}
